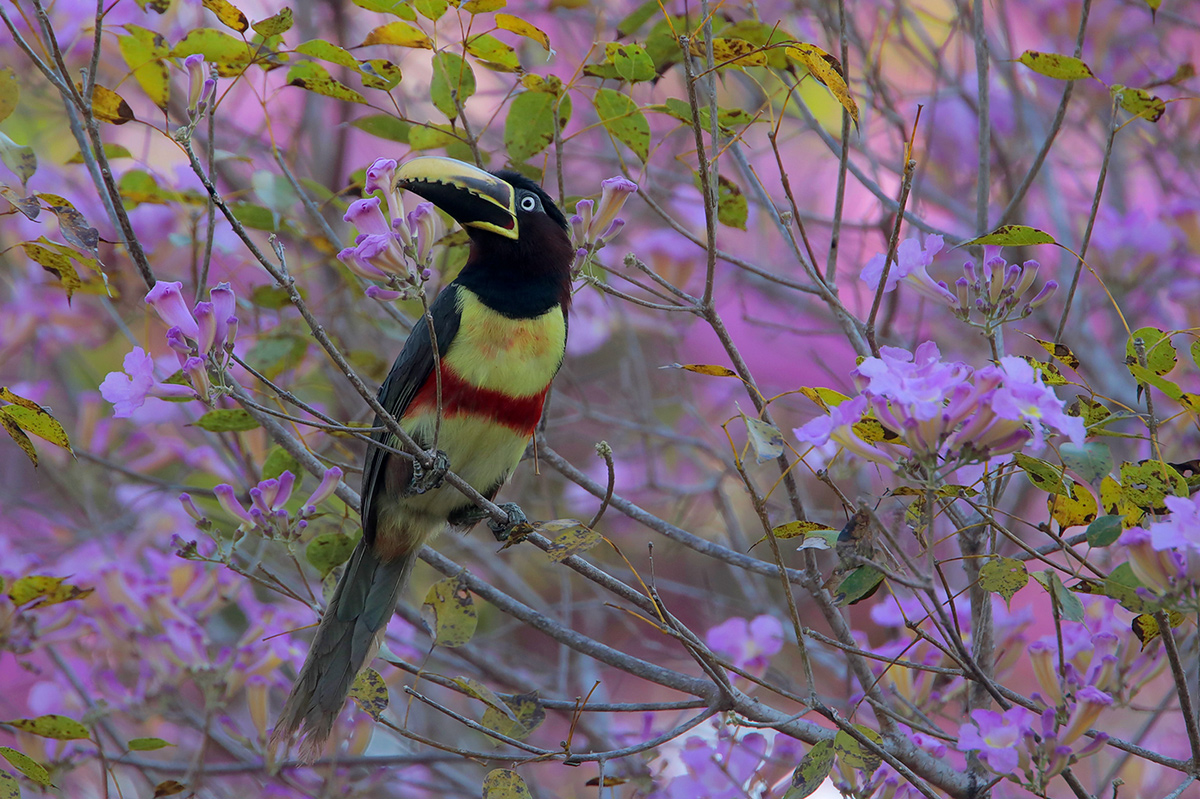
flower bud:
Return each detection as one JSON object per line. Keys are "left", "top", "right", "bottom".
{"left": 183, "top": 356, "right": 209, "bottom": 400}
{"left": 246, "top": 675, "right": 269, "bottom": 740}
{"left": 185, "top": 54, "right": 205, "bottom": 114}
{"left": 210, "top": 282, "right": 236, "bottom": 349}
{"left": 588, "top": 176, "right": 638, "bottom": 242}
{"left": 365, "top": 285, "right": 402, "bottom": 302}
{"left": 1027, "top": 280, "right": 1059, "bottom": 309}
{"left": 1029, "top": 640, "right": 1063, "bottom": 706}
{"left": 179, "top": 492, "right": 206, "bottom": 522}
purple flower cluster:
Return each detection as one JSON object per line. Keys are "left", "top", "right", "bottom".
{"left": 649, "top": 724, "right": 801, "bottom": 799}
{"left": 951, "top": 248, "right": 1058, "bottom": 332}
{"left": 957, "top": 691, "right": 1111, "bottom": 785}
{"left": 570, "top": 176, "right": 638, "bottom": 273}
{"left": 704, "top": 614, "right": 785, "bottom": 676}
{"left": 185, "top": 467, "right": 343, "bottom": 540}
{"left": 337, "top": 157, "right": 438, "bottom": 298}
{"left": 99, "top": 281, "right": 239, "bottom": 417}
{"left": 793, "top": 343, "right": 1084, "bottom": 468}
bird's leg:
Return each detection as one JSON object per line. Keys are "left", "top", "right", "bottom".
{"left": 488, "top": 502, "right": 528, "bottom": 542}
{"left": 406, "top": 449, "right": 449, "bottom": 495}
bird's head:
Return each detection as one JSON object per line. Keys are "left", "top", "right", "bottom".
{"left": 393, "top": 156, "right": 573, "bottom": 308}
{"left": 394, "top": 156, "right": 569, "bottom": 242}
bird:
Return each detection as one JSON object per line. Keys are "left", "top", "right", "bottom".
{"left": 272, "top": 156, "right": 573, "bottom": 759}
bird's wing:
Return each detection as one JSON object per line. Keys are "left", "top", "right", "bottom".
{"left": 360, "top": 283, "right": 463, "bottom": 547}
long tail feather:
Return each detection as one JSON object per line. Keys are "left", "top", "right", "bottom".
{"left": 271, "top": 539, "right": 414, "bottom": 760}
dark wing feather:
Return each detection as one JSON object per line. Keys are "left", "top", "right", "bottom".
{"left": 360, "top": 283, "right": 463, "bottom": 547}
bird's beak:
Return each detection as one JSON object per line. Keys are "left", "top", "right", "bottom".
{"left": 394, "top": 156, "right": 519, "bottom": 240}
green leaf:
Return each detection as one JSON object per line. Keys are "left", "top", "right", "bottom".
{"left": 0, "top": 131, "right": 35, "bottom": 188}
{"left": 482, "top": 769, "right": 533, "bottom": 799}
{"left": 481, "top": 691, "right": 545, "bottom": 741}
{"left": 782, "top": 739, "right": 836, "bottom": 799}
{"left": 504, "top": 90, "right": 563, "bottom": 163}
{"left": 1125, "top": 326, "right": 1176, "bottom": 376}
{"left": 1060, "top": 442, "right": 1113, "bottom": 485}
{"left": 1016, "top": 50, "right": 1096, "bottom": 80}
{"left": 18, "top": 242, "right": 79, "bottom": 301}
{"left": 1111, "top": 84, "right": 1165, "bottom": 122}
{"left": 351, "top": 114, "right": 410, "bottom": 142}
{"left": 414, "top": 0, "right": 448, "bottom": 20}
{"left": 539, "top": 519, "right": 601, "bottom": 562}
{"left": 287, "top": 61, "right": 367, "bottom": 104}
{"left": 171, "top": 28, "right": 257, "bottom": 76}
{"left": 594, "top": 88, "right": 649, "bottom": 162}
{"left": 963, "top": 225, "right": 1056, "bottom": 247}
{"left": 1034, "top": 570, "right": 1084, "bottom": 623}
{"left": 462, "top": 0, "right": 506, "bottom": 12}
{"left": 833, "top": 726, "right": 883, "bottom": 776}
{"left": 1086, "top": 515, "right": 1124, "bottom": 548}
{"left": 229, "top": 202, "right": 278, "bottom": 231}
{"left": 1013, "top": 452, "right": 1071, "bottom": 496}
{"left": 349, "top": 668, "right": 389, "bottom": 720}
{"left": 0, "top": 769, "right": 19, "bottom": 799}
{"left": 422, "top": 576, "right": 478, "bottom": 647}
{"left": 127, "top": 737, "right": 174, "bottom": 751}
{"left": 7, "top": 575, "right": 92, "bottom": 607}
{"left": 430, "top": 51, "right": 476, "bottom": 120}
{"left": 0, "top": 68, "right": 17, "bottom": 124}
{"left": 262, "top": 447, "right": 301, "bottom": 480}
{"left": 252, "top": 8, "right": 294, "bottom": 36}
{"left": 743, "top": 414, "right": 784, "bottom": 463}
{"left": 616, "top": 0, "right": 661, "bottom": 37}
{"left": 67, "top": 143, "right": 131, "bottom": 164}
{"left": 604, "top": 42, "right": 655, "bottom": 83}
{"left": 979, "top": 557, "right": 1028, "bottom": 604}
{"left": 715, "top": 174, "right": 747, "bottom": 229}
{"left": 6, "top": 715, "right": 89, "bottom": 741}
{"left": 454, "top": 677, "right": 520, "bottom": 722}
{"left": 0, "top": 748, "right": 49, "bottom": 787}
{"left": 117, "top": 27, "right": 170, "bottom": 110}
{"left": 352, "top": 0, "right": 417, "bottom": 17}
{"left": 194, "top": 409, "right": 260, "bottom": 433}
{"left": 293, "top": 39, "right": 359, "bottom": 68}
{"left": 833, "top": 566, "right": 884, "bottom": 606}
{"left": 465, "top": 33, "right": 520, "bottom": 71}
{"left": 306, "top": 533, "right": 356, "bottom": 578}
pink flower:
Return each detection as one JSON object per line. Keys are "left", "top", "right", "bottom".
{"left": 145, "top": 281, "right": 199, "bottom": 340}
{"left": 860, "top": 235, "right": 953, "bottom": 303}
{"left": 705, "top": 614, "right": 784, "bottom": 674}
{"left": 99, "top": 347, "right": 193, "bottom": 417}
{"left": 957, "top": 706, "right": 1035, "bottom": 775}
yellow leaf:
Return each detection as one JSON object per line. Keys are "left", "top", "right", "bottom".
{"left": 349, "top": 668, "right": 389, "bottom": 720}
{"left": 689, "top": 37, "right": 767, "bottom": 67}
{"left": 462, "top": 0, "right": 506, "bottom": 11}
{"left": 422, "top": 576, "right": 478, "bottom": 647}
{"left": 671, "top": 363, "right": 738, "bottom": 377}
{"left": 361, "top": 21, "right": 434, "bottom": 49}
{"left": 1048, "top": 485, "right": 1098, "bottom": 529}
{"left": 538, "top": 519, "right": 602, "bottom": 562}
{"left": 786, "top": 43, "right": 858, "bottom": 128}
{"left": 0, "top": 68, "right": 17, "bottom": 124}
{"left": 84, "top": 83, "right": 135, "bottom": 124}
{"left": 201, "top": 0, "right": 249, "bottom": 32}
{"left": 0, "top": 413, "right": 36, "bottom": 466}
{"left": 495, "top": 13, "right": 550, "bottom": 50}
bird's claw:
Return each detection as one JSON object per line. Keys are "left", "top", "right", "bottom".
{"left": 488, "top": 502, "right": 529, "bottom": 542}
{"left": 406, "top": 450, "right": 449, "bottom": 496}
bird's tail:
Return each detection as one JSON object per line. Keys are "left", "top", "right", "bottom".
{"left": 271, "top": 539, "right": 414, "bottom": 761}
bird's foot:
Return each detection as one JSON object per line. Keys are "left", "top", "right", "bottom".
{"left": 406, "top": 450, "right": 449, "bottom": 496}
{"left": 488, "top": 502, "right": 530, "bottom": 542}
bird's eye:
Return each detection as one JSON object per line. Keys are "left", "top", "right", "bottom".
{"left": 519, "top": 195, "right": 538, "bottom": 212}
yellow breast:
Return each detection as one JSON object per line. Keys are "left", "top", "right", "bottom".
{"left": 442, "top": 289, "right": 566, "bottom": 397}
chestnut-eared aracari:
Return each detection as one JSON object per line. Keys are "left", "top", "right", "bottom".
{"left": 273, "top": 157, "right": 573, "bottom": 756}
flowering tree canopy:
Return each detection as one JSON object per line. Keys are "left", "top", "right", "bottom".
{"left": 1, "top": 0, "right": 1198, "bottom": 798}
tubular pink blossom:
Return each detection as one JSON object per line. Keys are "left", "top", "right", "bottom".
{"left": 184, "top": 54, "right": 205, "bottom": 109}
{"left": 588, "top": 176, "right": 638, "bottom": 241}
{"left": 214, "top": 484, "right": 255, "bottom": 526}
{"left": 305, "top": 466, "right": 343, "bottom": 510}
{"left": 209, "top": 282, "right": 236, "bottom": 348}
{"left": 193, "top": 301, "right": 216, "bottom": 355}
{"left": 1061, "top": 686, "right": 1113, "bottom": 744}
{"left": 364, "top": 157, "right": 397, "bottom": 195}
{"left": 182, "top": 356, "right": 209, "bottom": 400}
{"left": 344, "top": 197, "right": 391, "bottom": 236}
{"left": 146, "top": 281, "right": 199, "bottom": 340}
{"left": 179, "top": 493, "right": 205, "bottom": 522}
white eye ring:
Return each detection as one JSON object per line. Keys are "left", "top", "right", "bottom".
{"left": 519, "top": 195, "right": 537, "bottom": 211}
